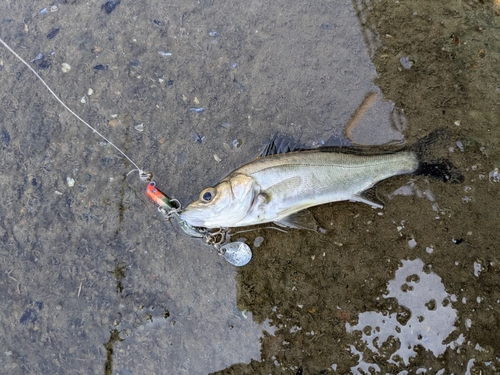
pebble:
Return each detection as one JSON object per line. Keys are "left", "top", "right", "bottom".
{"left": 103, "top": 0, "right": 121, "bottom": 14}
{"left": 66, "top": 177, "right": 75, "bottom": 187}
{"left": 87, "top": 88, "right": 94, "bottom": 96}
{"left": 31, "top": 53, "right": 44, "bottom": 63}
{"left": 189, "top": 107, "right": 205, "bottom": 113}
{"left": 61, "top": 63, "right": 71, "bottom": 73}
{"left": 38, "top": 60, "right": 51, "bottom": 69}
{"left": 46, "top": 28, "right": 60, "bottom": 40}
{"left": 400, "top": 56, "right": 413, "bottom": 70}
{"left": 134, "top": 123, "right": 144, "bottom": 132}
{"left": 192, "top": 132, "right": 204, "bottom": 143}
{"left": 233, "top": 139, "right": 243, "bottom": 148}
{"left": 489, "top": 168, "right": 500, "bottom": 183}
{"left": 1, "top": 129, "right": 10, "bottom": 146}
{"left": 253, "top": 236, "right": 264, "bottom": 247}
{"left": 93, "top": 64, "right": 107, "bottom": 71}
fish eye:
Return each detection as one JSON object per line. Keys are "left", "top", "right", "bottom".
{"left": 200, "top": 188, "right": 216, "bottom": 203}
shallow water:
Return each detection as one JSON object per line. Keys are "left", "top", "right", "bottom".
{"left": 0, "top": 0, "right": 499, "bottom": 374}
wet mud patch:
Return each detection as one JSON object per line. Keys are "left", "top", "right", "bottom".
{"left": 216, "top": 1, "right": 500, "bottom": 373}
{"left": 1, "top": 0, "right": 499, "bottom": 374}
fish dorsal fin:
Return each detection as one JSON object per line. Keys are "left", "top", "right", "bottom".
{"left": 275, "top": 209, "right": 318, "bottom": 231}
{"left": 259, "top": 133, "right": 355, "bottom": 158}
{"left": 353, "top": 187, "right": 384, "bottom": 209}
{"left": 259, "top": 134, "right": 301, "bottom": 157}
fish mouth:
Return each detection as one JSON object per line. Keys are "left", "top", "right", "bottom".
{"left": 179, "top": 206, "right": 209, "bottom": 228}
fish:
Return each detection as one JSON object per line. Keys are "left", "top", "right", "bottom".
{"left": 179, "top": 131, "right": 463, "bottom": 231}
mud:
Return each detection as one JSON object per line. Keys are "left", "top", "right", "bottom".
{"left": 0, "top": 0, "right": 499, "bottom": 374}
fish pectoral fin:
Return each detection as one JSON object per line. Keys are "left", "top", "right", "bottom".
{"left": 353, "top": 187, "right": 384, "bottom": 209}
{"left": 275, "top": 210, "right": 318, "bottom": 231}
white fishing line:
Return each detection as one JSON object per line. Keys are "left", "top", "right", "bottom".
{"left": 0, "top": 37, "right": 254, "bottom": 264}
{"left": 0, "top": 37, "right": 150, "bottom": 181}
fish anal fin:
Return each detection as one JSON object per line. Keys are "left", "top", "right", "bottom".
{"left": 354, "top": 187, "right": 384, "bottom": 209}
{"left": 275, "top": 210, "right": 318, "bottom": 231}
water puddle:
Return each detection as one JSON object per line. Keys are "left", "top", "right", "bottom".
{"left": 347, "top": 258, "right": 461, "bottom": 372}
{"left": 0, "top": 0, "right": 499, "bottom": 374}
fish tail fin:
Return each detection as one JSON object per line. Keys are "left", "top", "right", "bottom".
{"left": 409, "top": 129, "right": 464, "bottom": 183}
{"left": 415, "top": 160, "right": 464, "bottom": 183}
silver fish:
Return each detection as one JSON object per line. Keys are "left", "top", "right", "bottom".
{"left": 180, "top": 137, "right": 461, "bottom": 230}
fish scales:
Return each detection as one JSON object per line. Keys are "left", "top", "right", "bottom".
{"left": 235, "top": 150, "right": 418, "bottom": 224}
{"left": 180, "top": 149, "right": 420, "bottom": 229}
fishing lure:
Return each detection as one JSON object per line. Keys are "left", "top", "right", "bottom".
{"left": 0, "top": 36, "right": 253, "bottom": 266}
{"left": 146, "top": 182, "right": 252, "bottom": 266}
{"left": 146, "top": 182, "right": 205, "bottom": 238}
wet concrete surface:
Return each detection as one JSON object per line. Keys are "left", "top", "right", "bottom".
{"left": 0, "top": 0, "right": 499, "bottom": 374}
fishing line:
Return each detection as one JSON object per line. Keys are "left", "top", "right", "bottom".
{"left": 231, "top": 226, "right": 288, "bottom": 235}
{"left": 0, "top": 36, "right": 252, "bottom": 266}
{"left": 0, "top": 37, "right": 151, "bottom": 182}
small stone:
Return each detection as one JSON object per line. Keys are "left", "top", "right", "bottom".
{"left": 108, "top": 119, "right": 119, "bottom": 127}
{"left": 66, "top": 177, "right": 75, "bottom": 187}
{"left": 46, "top": 28, "right": 60, "bottom": 39}
{"left": 253, "top": 236, "right": 264, "bottom": 247}
{"left": 87, "top": 88, "right": 94, "bottom": 96}
{"left": 399, "top": 56, "right": 413, "bottom": 70}
{"left": 103, "top": 0, "right": 121, "bottom": 14}
{"left": 214, "top": 154, "right": 221, "bottom": 162}
{"left": 61, "top": 63, "right": 71, "bottom": 73}
{"left": 134, "top": 123, "right": 144, "bottom": 132}
{"left": 233, "top": 139, "right": 243, "bottom": 148}
{"left": 193, "top": 97, "right": 200, "bottom": 105}
{"left": 80, "top": 96, "right": 86, "bottom": 104}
